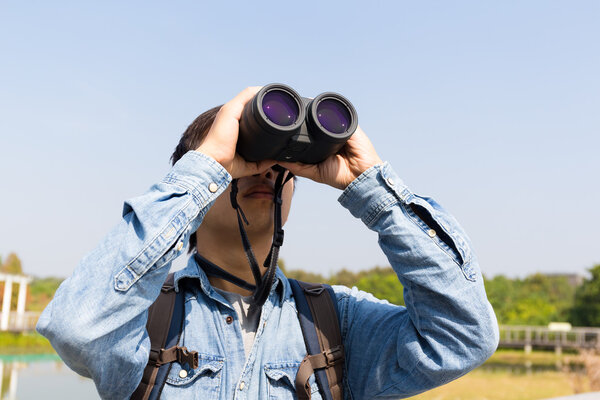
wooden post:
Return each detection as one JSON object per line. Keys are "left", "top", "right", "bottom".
{"left": 555, "top": 345, "right": 562, "bottom": 356}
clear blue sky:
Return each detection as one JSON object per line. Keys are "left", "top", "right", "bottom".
{"left": 1, "top": 1, "right": 598, "bottom": 279}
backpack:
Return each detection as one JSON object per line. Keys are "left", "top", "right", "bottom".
{"left": 131, "top": 274, "right": 344, "bottom": 400}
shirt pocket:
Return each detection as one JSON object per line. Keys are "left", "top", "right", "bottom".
{"left": 264, "top": 362, "right": 321, "bottom": 400}
{"left": 164, "top": 353, "right": 224, "bottom": 399}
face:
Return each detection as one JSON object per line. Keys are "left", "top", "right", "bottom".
{"left": 198, "top": 167, "right": 294, "bottom": 240}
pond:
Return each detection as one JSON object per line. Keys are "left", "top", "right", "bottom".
{"left": 0, "top": 354, "right": 97, "bottom": 399}
{"left": 0, "top": 352, "right": 590, "bottom": 399}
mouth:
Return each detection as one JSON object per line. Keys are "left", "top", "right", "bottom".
{"left": 243, "top": 184, "right": 275, "bottom": 200}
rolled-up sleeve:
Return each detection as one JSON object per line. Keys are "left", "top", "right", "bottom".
{"left": 335, "top": 162, "right": 498, "bottom": 399}
{"left": 36, "top": 150, "right": 231, "bottom": 399}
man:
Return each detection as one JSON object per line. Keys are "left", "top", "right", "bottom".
{"left": 37, "top": 86, "right": 499, "bottom": 399}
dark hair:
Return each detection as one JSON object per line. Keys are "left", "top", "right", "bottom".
{"left": 170, "top": 104, "right": 223, "bottom": 168}
{"left": 171, "top": 105, "right": 223, "bottom": 254}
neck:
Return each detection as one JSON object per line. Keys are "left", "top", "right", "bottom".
{"left": 195, "top": 227, "right": 274, "bottom": 296}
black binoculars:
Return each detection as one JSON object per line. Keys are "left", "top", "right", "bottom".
{"left": 237, "top": 83, "right": 358, "bottom": 164}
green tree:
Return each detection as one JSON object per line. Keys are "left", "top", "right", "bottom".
{"left": 280, "top": 264, "right": 406, "bottom": 305}
{"left": 570, "top": 264, "right": 600, "bottom": 327}
{"left": 28, "top": 277, "right": 64, "bottom": 311}
{"left": 484, "top": 275, "right": 518, "bottom": 324}
{"left": 279, "top": 258, "right": 327, "bottom": 282}
{"left": 354, "top": 268, "right": 404, "bottom": 305}
{"left": 504, "top": 297, "right": 557, "bottom": 326}
{"left": 0, "top": 252, "right": 23, "bottom": 275}
{"left": 328, "top": 268, "right": 360, "bottom": 287}
{"left": 484, "top": 273, "right": 576, "bottom": 325}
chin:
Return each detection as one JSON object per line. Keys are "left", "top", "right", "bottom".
{"left": 244, "top": 214, "right": 275, "bottom": 232}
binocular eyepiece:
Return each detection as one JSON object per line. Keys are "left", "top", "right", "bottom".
{"left": 237, "top": 83, "right": 358, "bottom": 164}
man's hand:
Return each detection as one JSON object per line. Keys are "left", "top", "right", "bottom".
{"left": 195, "top": 86, "right": 276, "bottom": 179}
{"left": 278, "top": 126, "right": 383, "bottom": 190}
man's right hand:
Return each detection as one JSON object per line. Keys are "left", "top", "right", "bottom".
{"left": 196, "top": 86, "right": 276, "bottom": 179}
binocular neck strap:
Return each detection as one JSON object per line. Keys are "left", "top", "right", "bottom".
{"left": 219, "top": 169, "right": 293, "bottom": 307}
{"left": 194, "top": 253, "right": 257, "bottom": 293}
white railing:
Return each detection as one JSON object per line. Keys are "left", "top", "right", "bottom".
{"left": 0, "top": 311, "right": 41, "bottom": 332}
{"left": 499, "top": 325, "right": 600, "bottom": 352}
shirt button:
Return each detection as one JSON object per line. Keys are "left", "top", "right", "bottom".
{"left": 175, "top": 241, "right": 183, "bottom": 251}
{"left": 179, "top": 369, "right": 188, "bottom": 378}
{"left": 208, "top": 182, "right": 218, "bottom": 193}
{"left": 428, "top": 229, "right": 437, "bottom": 238}
{"left": 239, "top": 381, "right": 246, "bottom": 390}
{"left": 226, "top": 316, "right": 233, "bottom": 324}
{"left": 386, "top": 177, "right": 395, "bottom": 186}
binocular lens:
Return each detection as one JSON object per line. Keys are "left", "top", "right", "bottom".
{"left": 237, "top": 83, "right": 357, "bottom": 164}
{"left": 262, "top": 90, "right": 299, "bottom": 127}
{"left": 316, "top": 99, "right": 351, "bottom": 134}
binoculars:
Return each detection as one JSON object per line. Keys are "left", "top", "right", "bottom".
{"left": 237, "top": 83, "right": 358, "bottom": 164}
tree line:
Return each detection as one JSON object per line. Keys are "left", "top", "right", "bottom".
{"left": 282, "top": 261, "right": 600, "bottom": 327}
{"left": 2, "top": 252, "right": 599, "bottom": 326}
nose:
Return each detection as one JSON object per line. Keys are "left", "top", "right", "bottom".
{"left": 253, "top": 166, "right": 276, "bottom": 181}
{"left": 264, "top": 168, "right": 274, "bottom": 180}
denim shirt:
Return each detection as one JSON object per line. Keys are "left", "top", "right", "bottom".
{"left": 37, "top": 150, "right": 499, "bottom": 400}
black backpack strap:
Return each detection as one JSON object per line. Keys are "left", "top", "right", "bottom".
{"left": 289, "top": 279, "right": 345, "bottom": 400}
{"left": 131, "top": 273, "right": 198, "bottom": 400}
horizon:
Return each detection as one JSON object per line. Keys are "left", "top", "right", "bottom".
{"left": 1, "top": 250, "right": 595, "bottom": 281}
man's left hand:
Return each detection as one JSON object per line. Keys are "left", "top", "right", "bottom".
{"left": 277, "top": 125, "right": 383, "bottom": 190}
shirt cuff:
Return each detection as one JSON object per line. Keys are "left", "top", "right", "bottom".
{"left": 161, "top": 150, "right": 232, "bottom": 208}
{"left": 337, "top": 162, "right": 413, "bottom": 227}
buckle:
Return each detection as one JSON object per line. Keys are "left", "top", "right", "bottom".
{"left": 273, "top": 229, "right": 284, "bottom": 247}
{"left": 177, "top": 346, "right": 199, "bottom": 369}
{"left": 304, "top": 285, "right": 324, "bottom": 296}
{"left": 161, "top": 283, "right": 175, "bottom": 293}
{"left": 324, "top": 346, "right": 344, "bottom": 367}
{"left": 149, "top": 348, "right": 160, "bottom": 364}
{"left": 230, "top": 179, "right": 240, "bottom": 209}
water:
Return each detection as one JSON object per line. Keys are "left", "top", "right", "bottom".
{"left": 0, "top": 355, "right": 97, "bottom": 399}
{"left": 0, "top": 353, "right": 589, "bottom": 399}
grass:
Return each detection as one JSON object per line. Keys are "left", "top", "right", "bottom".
{"left": 408, "top": 349, "right": 592, "bottom": 400}
{"left": 408, "top": 369, "right": 584, "bottom": 400}
{"left": 488, "top": 349, "right": 576, "bottom": 365}
{"left": 0, "top": 331, "right": 55, "bottom": 355}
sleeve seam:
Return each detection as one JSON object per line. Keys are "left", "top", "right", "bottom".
{"left": 114, "top": 197, "right": 196, "bottom": 291}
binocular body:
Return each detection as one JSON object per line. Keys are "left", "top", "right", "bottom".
{"left": 237, "top": 83, "right": 358, "bottom": 164}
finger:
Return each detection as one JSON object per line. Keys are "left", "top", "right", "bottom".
{"left": 276, "top": 161, "right": 320, "bottom": 181}
{"left": 222, "top": 86, "right": 263, "bottom": 120}
{"left": 345, "top": 125, "right": 368, "bottom": 147}
{"left": 209, "top": 86, "right": 263, "bottom": 140}
{"left": 231, "top": 156, "right": 277, "bottom": 179}
{"left": 249, "top": 159, "right": 278, "bottom": 175}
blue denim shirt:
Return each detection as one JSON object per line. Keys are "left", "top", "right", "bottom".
{"left": 37, "top": 150, "right": 499, "bottom": 400}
